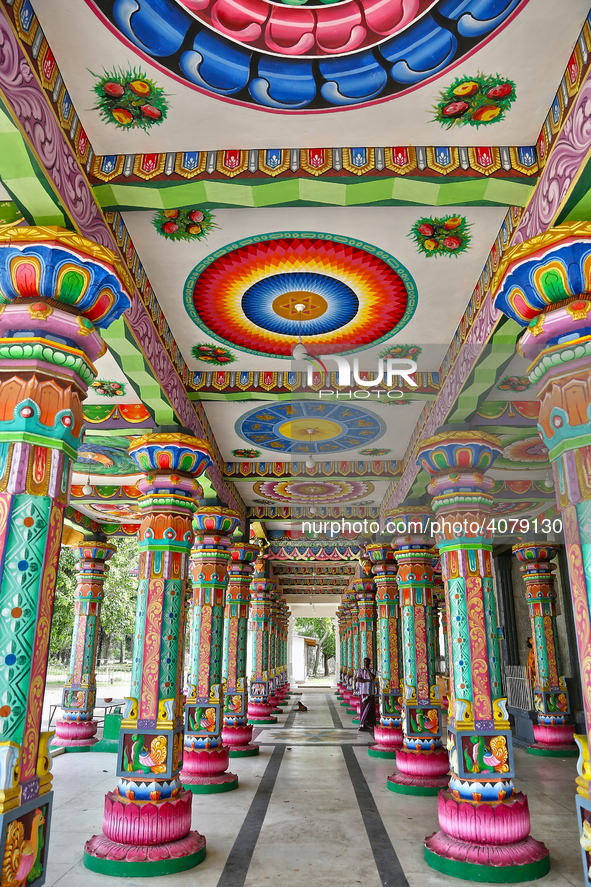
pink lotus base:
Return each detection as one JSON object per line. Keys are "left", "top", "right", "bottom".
{"left": 371, "top": 724, "right": 403, "bottom": 751}
{"left": 103, "top": 790, "right": 192, "bottom": 845}
{"left": 533, "top": 723, "right": 576, "bottom": 747}
{"left": 180, "top": 747, "right": 235, "bottom": 784}
{"left": 425, "top": 830, "right": 549, "bottom": 869}
{"left": 395, "top": 748, "right": 449, "bottom": 778}
{"left": 389, "top": 773, "right": 450, "bottom": 790}
{"left": 52, "top": 719, "right": 98, "bottom": 746}
{"left": 222, "top": 723, "right": 255, "bottom": 749}
{"left": 248, "top": 702, "right": 274, "bottom": 718}
{"left": 438, "top": 791, "right": 531, "bottom": 845}
{"left": 85, "top": 829, "right": 205, "bottom": 864}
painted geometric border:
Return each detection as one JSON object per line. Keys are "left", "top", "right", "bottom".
{"left": 183, "top": 230, "right": 418, "bottom": 359}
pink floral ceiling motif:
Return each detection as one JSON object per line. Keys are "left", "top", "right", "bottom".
{"left": 253, "top": 479, "right": 374, "bottom": 503}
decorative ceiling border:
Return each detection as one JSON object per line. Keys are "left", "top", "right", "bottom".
{"left": 0, "top": 0, "right": 245, "bottom": 518}
{"left": 224, "top": 461, "right": 400, "bottom": 479}
{"left": 248, "top": 506, "right": 379, "bottom": 519}
{"left": 189, "top": 371, "right": 438, "bottom": 397}
{"left": 89, "top": 146, "right": 538, "bottom": 185}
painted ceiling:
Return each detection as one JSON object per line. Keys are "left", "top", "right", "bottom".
{"left": 0, "top": 0, "right": 589, "bottom": 595}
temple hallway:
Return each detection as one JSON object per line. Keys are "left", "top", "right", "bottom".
{"left": 45, "top": 689, "right": 581, "bottom": 887}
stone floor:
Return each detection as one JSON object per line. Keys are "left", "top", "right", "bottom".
{"left": 44, "top": 688, "right": 582, "bottom": 887}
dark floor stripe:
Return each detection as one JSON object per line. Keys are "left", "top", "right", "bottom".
{"left": 341, "top": 745, "right": 410, "bottom": 887}
{"left": 216, "top": 745, "right": 285, "bottom": 887}
{"left": 325, "top": 693, "right": 344, "bottom": 728}
{"left": 283, "top": 702, "right": 299, "bottom": 728}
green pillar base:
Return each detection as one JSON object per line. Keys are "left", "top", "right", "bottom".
{"left": 63, "top": 746, "right": 92, "bottom": 753}
{"left": 352, "top": 718, "right": 360, "bottom": 724}
{"left": 248, "top": 717, "right": 277, "bottom": 724}
{"left": 183, "top": 776, "right": 239, "bottom": 794}
{"left": 339, "top": 702, "right": 350, "bottom": 707}
{"left": 387, "top": 780, "right": 441, "bottom": 796}
{"left": 424, "top": 846, "right": 550, "bottom": 883}
{"left": 526, "top": 745, "right": 578, "bottom": 757}
{"left": 229, "top": 746, "right": 260, "bottom": 757}
{"left": 346, "top": 708, "right": 356, "bottom": 714}
{"left": 84, "top": 843, "right": 206, "bottom": 878}
{"left": 90, "top": 739, "right": 119, "bottom": 753}
{"left": 367, "top": 747, "right": 398, "bottom": 759}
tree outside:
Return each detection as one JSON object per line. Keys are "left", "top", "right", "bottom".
{"left": 50, "top": 537, "right": 139, "bottom": 664}
{"left": 294, "top": 617, "right": 335, "bottom": 677}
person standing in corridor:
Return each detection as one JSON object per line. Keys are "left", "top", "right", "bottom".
{"left": 356, "top": 657, "right": 376, "bottom": 731}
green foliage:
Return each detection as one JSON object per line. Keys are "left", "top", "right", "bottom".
{"left": 153, "top": 208, "right": 217, "bottom": 242}
{"left": 50, "top": 537, "right": 139, "bottom": 658}
{"left": 92, "top": 66, "right": 168, "bottom": 131}
{"left": 295, "top": 617, "right": 335, "bottom": 675}
{"left": 434, "top": 72, "right": 516, "bottom": 129}
{"left": 409, "top": 215, "right": 471, "bottom": 258}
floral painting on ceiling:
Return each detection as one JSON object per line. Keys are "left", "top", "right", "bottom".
{"left": 409, "top": 216, "right": 471, "bottom": 258}
{"left": 191, "top": 343, "right": 236, "bottom": 365}
{"left": 434, "top": 73, "right": 516, "bottom": 128}
{"left": 92, "top": 67, "right": 169, "bottom": 130}
{"left": 153, "top": 208, "right": 217, "bottom": 241}
{"left": 91, "top": 379, "right": 127, "bottom": 398}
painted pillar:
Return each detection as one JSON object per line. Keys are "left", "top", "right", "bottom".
{"left": 366, "top": 541, "right": 403, "bottom": 757}
{"left": 512, "top": 544, "right": 576, "bottom": 754}
{"left": 287, "top": 612, "right": 294, "bottom": 685}
{"left": 247, "top": 549, "right": 278, "bottom": 725}
{"left": 268, "top": 594, "right": 282, "bottom": 709}
{"left": 493, "top": 228, "right": 591, "bottom": 884}
{"left": 417, "top": 431, "right": 549, "bottom": 881}
{"left": 84, "top": 432, "right": 213, "bottom": 877}
{"left": 0, "top": 227, "right": 130, "bottom": 882}
{"left": 346, "top": 595, "right": 360, "bottom": 713}
{"left": 180, "top": 497, "right": 241, "bottom": 793}
{"left": 336, "top": 605, "right": 346, "bottom": 693}
{"left": 353, "top": 559, "right": 377, "bottom": 721}
{"left": 53, "top": 535, "right": 116, "bottom": 749}
{"left": 386, "top": 509, "right": 448, "bottom": 796}
{"left": 222, "top": 539, "right": 258, "bottom": 757}
{"left": 332, "top": 617, "right": 339, "bottom": 689}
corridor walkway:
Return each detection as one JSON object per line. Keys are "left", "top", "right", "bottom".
{"left": 46, "top": 689, "right": 581, "bottom": 886}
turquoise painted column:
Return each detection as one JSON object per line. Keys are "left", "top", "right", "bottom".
{"left": 84, "top": 432, "right": 213, "bottom": 877}
{"left": 52, "top": 535, "right": 116, "bottom": 750}
{"left": 417, "top": 430, "right": 548, "bottom": 882}
{"left": 247, "top": 547, "right": 277, "bottom": 725}
{"left": 222, "top": 539, "right": 259, "bottom": 756}
{"left": 180, "top": 497, "right": 241, "bottom": 793}
{"left": 0, "top": 227, "right": 130, "bottom": 884}
{"left": 366, "top": 541, "right": 403, "bottom": 758}
{"left": 387, "top": 508, "right": 448, "bottom": 797}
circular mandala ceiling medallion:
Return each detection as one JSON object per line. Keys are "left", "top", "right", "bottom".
{"left": 184, "top": 233, "right": 416, "bottom": 357}
{"left": 254, "top": 479, "right": 374, "bottom": 503}
{"left": 235, "top": 401, "right": 386, "bottom": 453}
{"left": 93, "top": 0, "right": 523, "bottom": 111}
